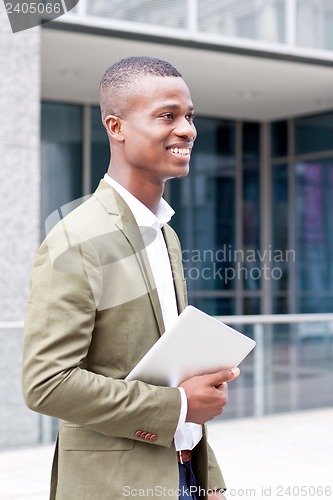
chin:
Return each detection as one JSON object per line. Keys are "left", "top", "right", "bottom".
{"left": 175, "top": 166, "right": 190, "bottom": 178}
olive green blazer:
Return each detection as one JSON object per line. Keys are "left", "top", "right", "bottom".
{"left": 22, "top": 180, "right": 225, "bottom": 499}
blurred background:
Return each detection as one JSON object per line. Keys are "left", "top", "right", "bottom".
{"left": 0, "top": 0, "right": 333, "bottom": 464}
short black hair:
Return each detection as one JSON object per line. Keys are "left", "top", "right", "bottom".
{"left": 100, "top": 56, "right": 182, "bottom": 120}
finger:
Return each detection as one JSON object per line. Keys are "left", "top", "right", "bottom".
{"left": 205, "top": 367, "right": 240, "bottom": 386}
{"left": 214, "top": 381, "right": 227, "bottom": 391}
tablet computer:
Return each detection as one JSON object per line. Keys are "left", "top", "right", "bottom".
{"left": 125, "top": 305, "right": 256, "bottom": 387}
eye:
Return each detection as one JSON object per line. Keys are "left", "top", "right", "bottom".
{"left": 186, "top": 113, "right": 195, "bottom": 123}
{"left": 161, "top": 113, "right": 174, "bottom": 120}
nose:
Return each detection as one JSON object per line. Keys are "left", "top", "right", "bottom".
{"left": 175, "top": 117, "right": 197, "bottom": 141}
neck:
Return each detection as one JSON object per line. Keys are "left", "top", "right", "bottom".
{"left": 107, "top": 166, "right": 165, "bottom": 214}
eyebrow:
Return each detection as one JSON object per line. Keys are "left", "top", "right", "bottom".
{"left": 153, "top": 103, "right": 195, "bottom": 113}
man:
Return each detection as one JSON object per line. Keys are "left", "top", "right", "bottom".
{"left": 22, "top": 56, "right": 239, "bottom": 500}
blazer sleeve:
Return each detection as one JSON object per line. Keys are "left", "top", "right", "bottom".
{"left": 22, "top": 233, "right": 181, "bottom": 448}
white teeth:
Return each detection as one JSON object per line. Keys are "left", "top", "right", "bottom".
{"left": 169, "top": 147, "right": 190, "bottom": 155}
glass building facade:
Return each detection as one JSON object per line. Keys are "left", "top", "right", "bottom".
{"left": 41, "top": 102, "right": 333, "bottom": 317}
{"left": 67, "top": 0, "right": 333, "bottom": 54}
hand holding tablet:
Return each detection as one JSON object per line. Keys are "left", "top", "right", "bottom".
{"left": 125, "top": 305, "right": 256, "bottom": 387}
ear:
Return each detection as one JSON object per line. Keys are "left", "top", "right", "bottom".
{"left": 104, "top": 115, "right": 125, "bottom": 142}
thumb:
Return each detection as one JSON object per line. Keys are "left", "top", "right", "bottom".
{"left": 205, "top": 367, "right": 240, "bottom": 386}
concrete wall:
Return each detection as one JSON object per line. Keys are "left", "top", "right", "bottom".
{"left": 0, "top": 3, "right": 41, "bottom": 321}
{"left": 0, "top": 4, "right": 42, "bottom": 448}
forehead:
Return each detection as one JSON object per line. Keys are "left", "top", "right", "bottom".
{"left": 128, "top": 75, "right": 194, "bottom": 111}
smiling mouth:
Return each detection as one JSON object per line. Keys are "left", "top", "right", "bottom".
{"left": 167, "top": 147, "right": 191, "bottom": 156}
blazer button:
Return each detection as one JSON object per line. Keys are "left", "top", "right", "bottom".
{"left": 140, "top": 431, "right": 148, "bottom": 439}
{"left": 144, "top": 433, "right": 152, "bottom": 440}
{"left": 135, "top": 430, "right": 143, "bottom": 438}
{"left": 150, "top": 434, "right": 158, "bottom": 441}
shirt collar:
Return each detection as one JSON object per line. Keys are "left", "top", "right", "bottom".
{"left": 103, "top": 173, "right": 174, "bottom": 229}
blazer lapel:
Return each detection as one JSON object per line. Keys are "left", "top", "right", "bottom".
{"left": 116, "top": 206, "right": 165, "bottom": 336}
{"left": 94, "top": 180, "right": 165, "bottom": 335}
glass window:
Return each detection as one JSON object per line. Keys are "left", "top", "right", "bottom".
{"left": 41, "top": 102, "right": 83, "bottom": 238}
{"left": 243, "top": 297, "right": 260, "bottom": 315}
{"left": 243, "top": 122, "right": 260, "bottom": 164}
{"left": 87, "top": 0, "right": 187, "bottom": 29}
{"left": 295, "top": 112, "right": 333, "bottom": 154}
{"left": 170, "top": 118, "right": 265, "bottom": 314}
{"left": 193, "top": 297, "right": 235, "bottom": 316}
{"left": 198, "top": 0, "right": 285, "bottom": 44}
{"left": 170, "top": 118, "right": 236, "bottom": 301}
{"left": 242, "top": 123, "right": 260, "bottom": 291}
{"left": 271, "top": 120, "right": 288, "bottom": 158}
{"left": 237, "top": 12, "right": 257, "bottom": 39}
{"left": 324, "top": 9, "right": 333, "bottom": 50}
{"left": 270, "top": 321, "right": 333, "bottom": 412}
{"left": 297, "top": 0, "right": 333, "bottom": 51}
{"left": 90, "top": 106, "right": 110, "bottom": 192}
{"left": 242, "top": 162, "right": 260, "bottom": 290}
{"left": 273, "top": 295, "right": 289, "bottom": 314}
{"left": 295, "top": 159, "right": 333, "bottom": 312}
{"left": 272, "top": 164, "right": 289, "bottom": 313}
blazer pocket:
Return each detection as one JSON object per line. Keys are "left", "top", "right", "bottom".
{"left": 62, "top": 425, "right": 134, "bottom": 451}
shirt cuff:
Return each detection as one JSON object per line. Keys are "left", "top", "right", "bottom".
{"left": 176, "top": 387, "right": 188, "bottom": 431}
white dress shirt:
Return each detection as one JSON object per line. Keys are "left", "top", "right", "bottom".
{"left": 103, "top": 174, "right": 202, "bottom": 450}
